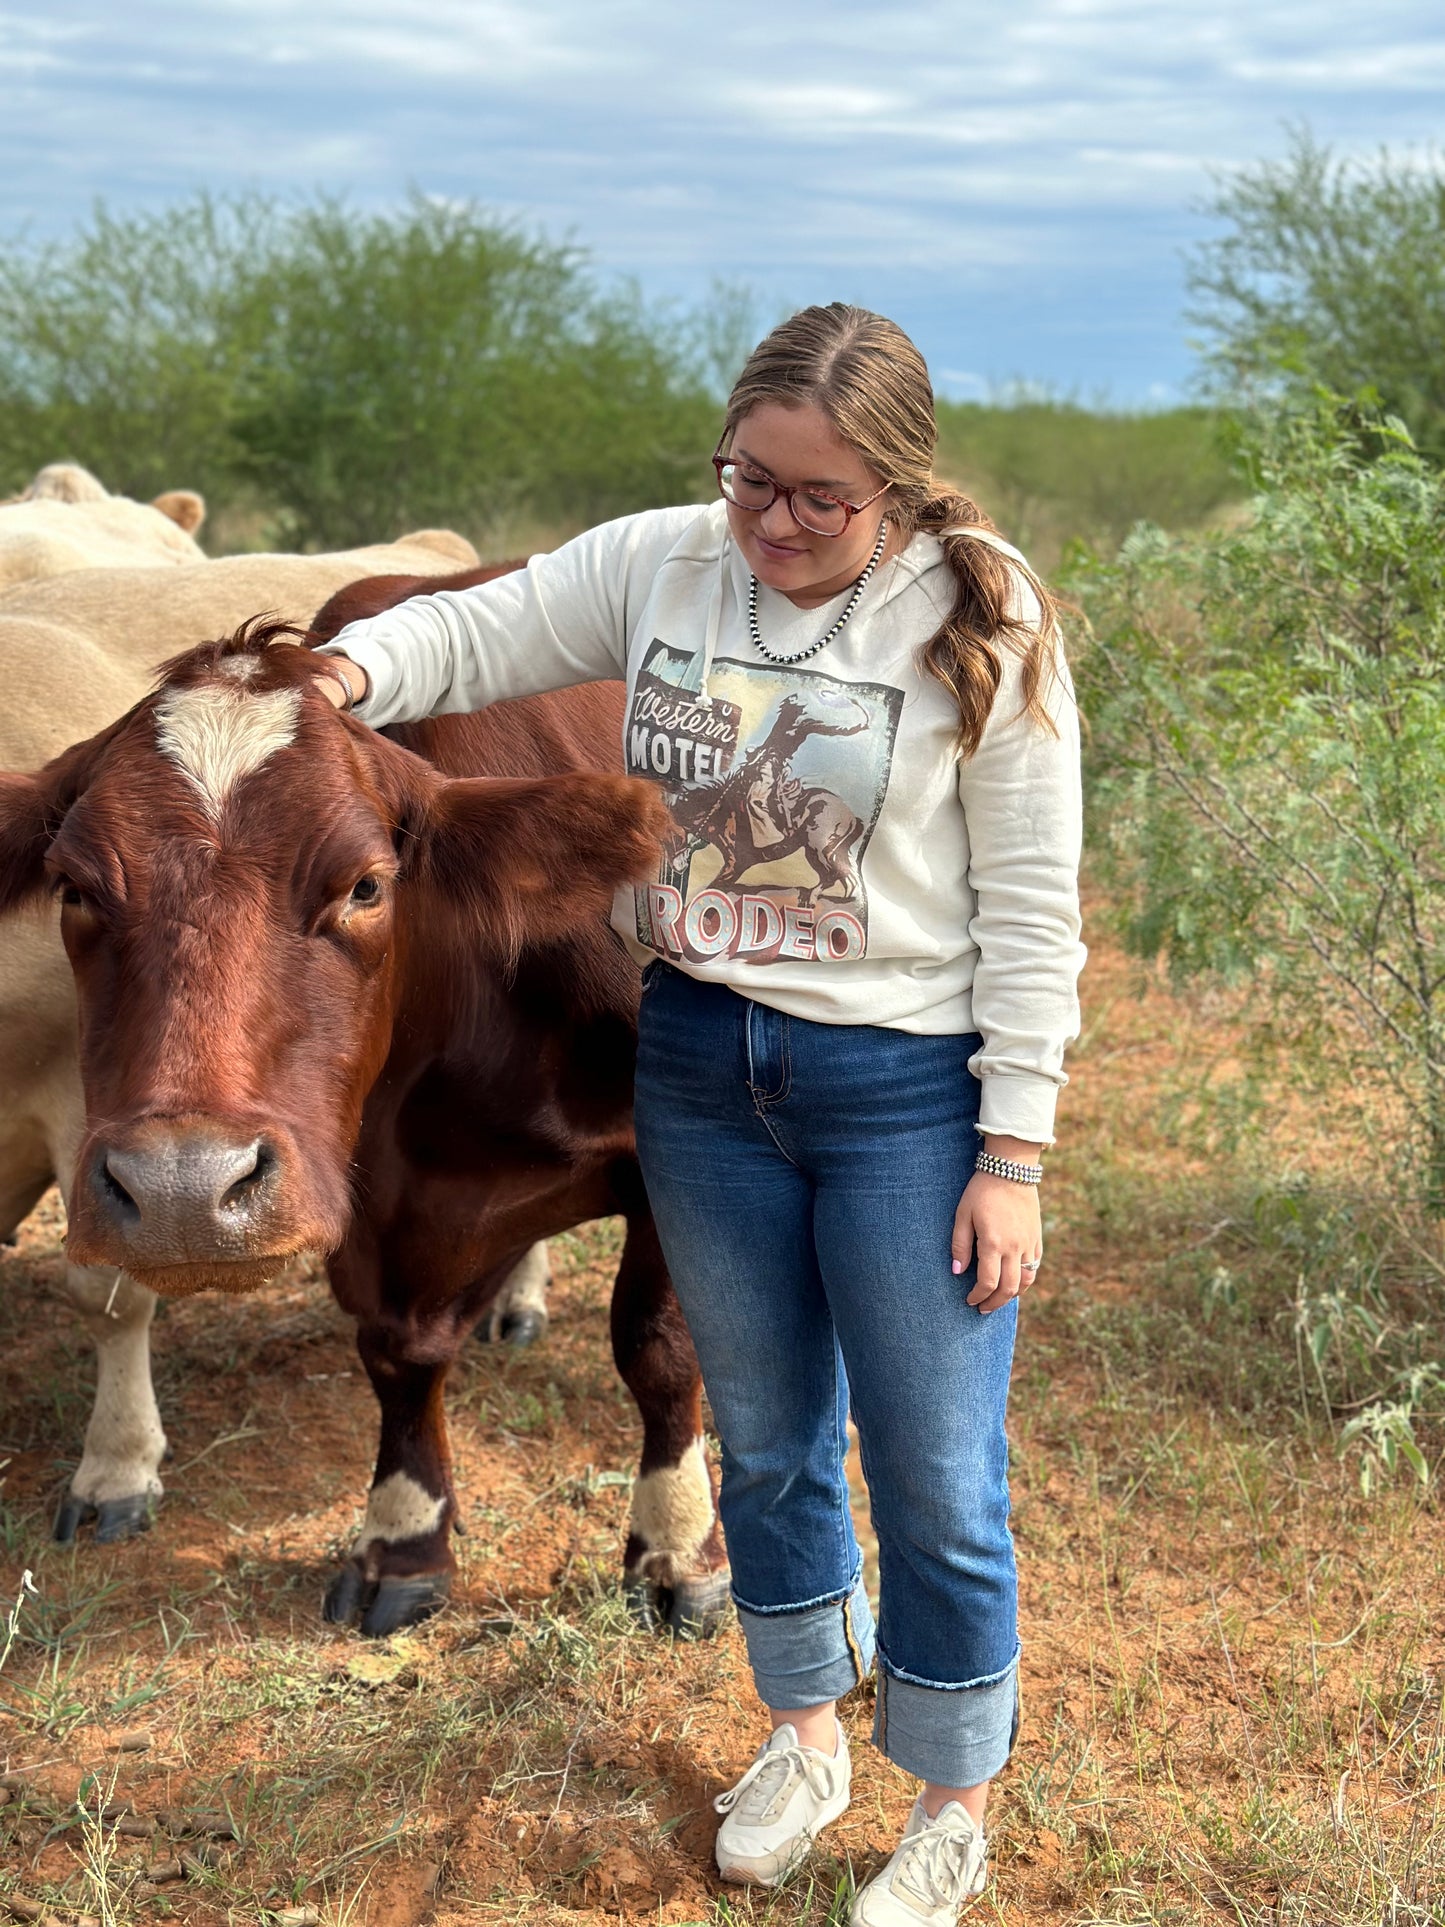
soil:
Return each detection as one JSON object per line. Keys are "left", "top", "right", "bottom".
{"left": 0, "top": 930, "right": 1440, "bottom": 1926}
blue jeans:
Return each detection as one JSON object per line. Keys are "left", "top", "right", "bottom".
{"left": 633, "top": 962, "right": 1020, "bottom": 1789}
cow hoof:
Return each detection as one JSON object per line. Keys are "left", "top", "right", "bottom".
{"left": 323, "top": 1562, "right": 368, "bottom": 1625}
{"left": 95, "top": 1494, "right": 157, "bottom": 1543}
{"left": 623, "top": 1571, "right": 731, "bottom": 1640}
{"left": 361, "top": 1574, "right": 450, "bottom": 1638}
{"left": 323, "top": 1564, "right": 450, "bottom": 1635}
{"left": 667, "top": 1570, "right": 732, "bottom": 1639}
{"left": 53, "top": 1492, "right": 156, "bottom": 1545}
{"left": 500, "top": 1306, "right": 548, "bottom": 1348}
{"left": 622, "top": 1574, "right": 663, "bottom": 1631}
{"left": 53, "top": 1496, "right": 95, "bottom": 1543}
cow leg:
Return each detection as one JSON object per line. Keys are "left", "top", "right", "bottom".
{"left": 324, "top": 1320, "right": 458, "bottom": 1638}
{"left": 481, "top": 1240, "right": 552, "bottom": 1346}
{"left": 0, "top": 1167, "right": 49, "bottom": 1245}
{"left": 611, "top": 1199, "right": 730, "bottom": 1638}
{"left": 52, "top": 1264, "right": 167, "bottom": 1543}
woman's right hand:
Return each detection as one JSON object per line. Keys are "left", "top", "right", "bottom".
{"left": 316, "top": 654, "right": 370, "bottom": 709}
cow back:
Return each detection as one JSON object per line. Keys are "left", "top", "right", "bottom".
{"left": 311, "top": 561, "right": 628, "bottom": 783}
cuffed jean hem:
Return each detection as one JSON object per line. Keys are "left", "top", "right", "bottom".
{"left": 736, "top": 1580, "right": 877, "bottom": 1710}
{"left": 874, "top": 1653, "right": 1021, "bottom": 1789}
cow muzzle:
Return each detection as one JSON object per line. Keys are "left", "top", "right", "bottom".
{"left": 68, "top": 1115, "right": 320, "bottom": 1295}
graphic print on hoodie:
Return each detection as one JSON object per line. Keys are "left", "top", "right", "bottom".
{"left": 625, "top": 637, "right": 904, "bottom": 967}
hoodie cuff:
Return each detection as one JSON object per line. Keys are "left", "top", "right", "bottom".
{"left": 315, "top": 631, "right": 406, "bottom": 728}
{"left": 976, "top": 1072, "right": 1060, "bottom": 1147}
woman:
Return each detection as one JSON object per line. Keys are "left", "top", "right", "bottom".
{"left": 317, "top": 303, "right": 1083, "bottom": 1927}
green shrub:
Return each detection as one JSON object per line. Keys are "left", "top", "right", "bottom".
{"left": 1074, "top": 398, "right": 1445, "bottom": 1207}
{"left": 228, "top": 197, "right": 716, "bottom": 549}
{"left": 1189, "top": 130, "right": 1445, "bottom": 463}
{"left": 936, "top": 397, "right": 1241, "bottom": 569}
{"left": 0, "top": 192, "right": 718, "bottom": 546}
{"left": 0, "top": 195, "right": 272, "bottom": 506}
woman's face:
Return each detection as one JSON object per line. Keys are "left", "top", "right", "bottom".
{"left": 722, "top": 401, "right": 893, "bottom": 607}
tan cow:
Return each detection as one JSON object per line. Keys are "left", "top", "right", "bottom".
{"left": 0, "top": 463, "right": 211, "bottom": 589}
{"left": 0, "top": 531, "right": 563, "bottom": 1541}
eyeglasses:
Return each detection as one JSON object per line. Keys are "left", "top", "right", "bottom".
{"left": 712, "top": 442, "right": 889, "bottom": 538}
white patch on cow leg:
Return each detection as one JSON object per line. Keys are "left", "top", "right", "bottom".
{"left": 353, "top": 1471, "right": 446, "bottom": 1555}
{"left": 629, "top": 1436, "right": 715, "bottom": 1586}
{"left": 154, "top": 683, "right": 301, "bottom": 818}
{"left": 506, "top": 1241, "right": 551, "bottom": 1314}
{"left": 58, "top": 1264, "right": 167, "bottom": 1507}
{"left": 485, "top": 1241, "right": 552, "bottom": 1339}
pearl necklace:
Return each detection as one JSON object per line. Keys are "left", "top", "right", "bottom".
{"left": 746, "top": 521, "right": 889, "bottom": 667}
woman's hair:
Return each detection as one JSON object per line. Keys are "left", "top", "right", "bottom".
{"left": 723, "top": 302, "right": 1061, "bottom": 757}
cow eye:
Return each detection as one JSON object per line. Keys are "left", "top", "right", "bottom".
{"left": 55, "top": 879, "right": 88, "bottom": 911}
{"left": 349, "top": 875, "right": 383, "bottom": 906}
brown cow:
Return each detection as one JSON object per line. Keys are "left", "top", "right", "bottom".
{"left": 306, "top": 558, "right": 525, "bottom": 643}
{"left": 0, "top": 530, "right": 564, "bottom": 1547}
{"left": 0, "top": 619, "right": 729, "bottom": 1637}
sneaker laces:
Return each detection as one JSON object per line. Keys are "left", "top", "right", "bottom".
{"left": 892, "top": 1814, "right": 985, "bottom": 1911}
{"left": 714, "top": 1738, "right": 841, "bottom": 1827}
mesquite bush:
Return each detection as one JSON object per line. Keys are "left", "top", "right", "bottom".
{"left": 1076, "top": 399, "right": 1445, "bottom": 1209}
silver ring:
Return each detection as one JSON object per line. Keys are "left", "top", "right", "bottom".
{"left": 1020, "top": 1258, "right": 1041, "bottom": 1272}
{"left": 327, "top": 663, "right": 359, "bottom": 710}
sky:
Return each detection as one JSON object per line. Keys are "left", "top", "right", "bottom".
{"left": 2, "top": 0, "right": 1441, "bottom": 404}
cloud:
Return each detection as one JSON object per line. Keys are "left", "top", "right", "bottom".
{"left": 3, "top": 0, "right": 1442, "bottom": 400}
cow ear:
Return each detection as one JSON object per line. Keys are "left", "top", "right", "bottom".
{"left": 150, "top": 489, "right": 206, "bottom": 535}
{"left": 422, "top": 773, "right": 671, "bottom": 960}
{"left": 0, "top": 730, "right": 115, "bottom": 916}
{"left": 0, "top": 772, "right": 57, "bottom": 914}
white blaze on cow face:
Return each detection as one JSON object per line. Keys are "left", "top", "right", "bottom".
{"left": 353, "top": 1470, "right": 447, "bottom": 1554}
{"left": 629, "top": 1435, "right": 715, "bottom": 1582}
{"left": 154, "top": 682, "right": 300, "bottom": 819}
{"left": 219, "top": 654, "right": 263, "bottom": 683}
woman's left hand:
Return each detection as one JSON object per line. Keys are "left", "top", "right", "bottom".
{"left": 951, "top": 1154, "right": 1043, "bottom": 1314}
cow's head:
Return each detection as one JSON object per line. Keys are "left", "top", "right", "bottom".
{"left": 0, "top": 622, "right": 667, "bottom": 1296}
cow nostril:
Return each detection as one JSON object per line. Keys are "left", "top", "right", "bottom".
{"left": 100, "top": 1157, "right": 139, "bottom": 1219}
{"left": 221, "top": 1140, "right": 275, "bottom": 1209}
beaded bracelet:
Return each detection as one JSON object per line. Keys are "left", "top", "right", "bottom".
{"left": 974, "top": 1150, "right": 1044, "bottom": 1186}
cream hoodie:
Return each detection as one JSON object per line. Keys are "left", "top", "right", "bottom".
{"left": 322, "top": 502, "right": 1084, "bottom": 1142}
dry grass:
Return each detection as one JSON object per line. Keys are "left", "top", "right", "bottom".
{"left": 1, "top": 932, "right": 1441, "bottom": 1926}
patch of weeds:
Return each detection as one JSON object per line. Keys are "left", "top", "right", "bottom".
{"left": 1008, "top": 1723, "right": 1092, "bottom": 1849}
{"left": 75, "top": 1762, "right": 143, "bottom": 1927}
{"left": 212, "top": 1640, "right": 334, "bottom": 1721}
{"left": 705, "top": 1858, "right": 857, "bottom": 1925}
{"left": 1051, "top": 1164, "right": 1445, "bottom": 1483}
{"left": 101, "top": 1654, "right": 169, "bottom": 1724}
{"left": 1338, "top": 1365, "right": 1445, "bottom": 1495}
{"left": 552, "top": 1216, "right": 626, "bottom": 1273}
{"left": 0, "top": 1457, "right": 34, "bottom": 1556}
{"left": 451, "top": 1352, "right": 568, "bottom": 1437}
{"left": 0, "top": 1561, "right": 37, "bottom": 1673}
{"left": 1, "top": 1634, "right": 92, "bottom": 1736}
{"left": 511, "top": 1590, "right": 634, "bottom": 1695}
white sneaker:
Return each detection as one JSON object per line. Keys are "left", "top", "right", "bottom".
{"left": 850, "top": 1799, "right": 987, "bottom": 1925}
{"left": 713, "top": 1720, "right": 852, "bottom": 1886}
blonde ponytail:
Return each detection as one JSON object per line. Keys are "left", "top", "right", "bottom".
{"left": 909, "top": 490, "right": 1062, "bottom": 758}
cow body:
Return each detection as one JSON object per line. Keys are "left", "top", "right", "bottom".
{"left": 0, "top": 463, "right": 208, "bottom": 588}
{"left": 0, "top": 618, "right": 728, "bottom": 1635}
{"left": 0, "top": 533, "right": 567, "bottom": 1543}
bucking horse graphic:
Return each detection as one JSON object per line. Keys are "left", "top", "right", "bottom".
{"left": 668, "top": 694, "right": 870, "bottom": 909}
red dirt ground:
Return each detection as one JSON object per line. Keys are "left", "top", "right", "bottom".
{"left": 1, "top": 931, "right": 1440, "bottom": 1926}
